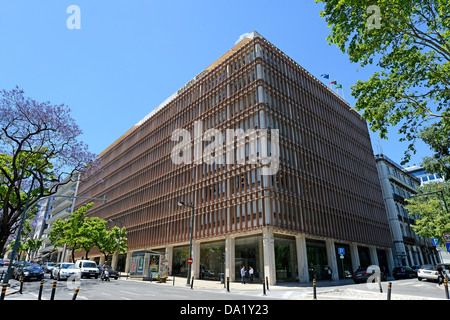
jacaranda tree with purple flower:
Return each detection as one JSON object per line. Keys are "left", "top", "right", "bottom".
{"left": 0, "top": 87, "right": 100, "bottom": 255}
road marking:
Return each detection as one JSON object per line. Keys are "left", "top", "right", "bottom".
{"left": 119, "top": 290, "right": 139, "bottom": 295}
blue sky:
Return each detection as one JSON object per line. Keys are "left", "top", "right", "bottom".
{"left": 0, "top": 0, "right": 432, "bottom": 168}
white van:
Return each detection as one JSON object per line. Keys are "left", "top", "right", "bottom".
{"left": 75, "top": 260, "right": 99, "bottom": 279}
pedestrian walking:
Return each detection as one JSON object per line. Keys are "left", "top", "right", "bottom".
{"left": 437, "top": 264, "right": 444, "bottom": 286}
{"left": 241, "top": 266, "right": 246, "bottom": 284}
{"left": 249, "top": 266, "right": 254, "bottom": 284}
{"left": 327, "top": 266, "right": 333, "bottom": 281}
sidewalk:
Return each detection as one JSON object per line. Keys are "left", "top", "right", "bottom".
{"left": 139, "top": 276, "right": 445, "bottom": 300}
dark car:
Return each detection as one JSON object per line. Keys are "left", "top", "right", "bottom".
{"left": 393, "top": 266, "right": 417, "bottom": 280}
{"left": 351, "top": 266, "right": 387, "bottom": 284}
{"left": 97, "top": 265, "right": 119, "bottom": 280}
{"left": 14, "top": 263, "right": 44, "bottom": 281}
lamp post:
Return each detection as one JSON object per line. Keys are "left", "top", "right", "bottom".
{"left": 177, "top": 201, "right": 194, "bottom": 286}
{"left": 109, "top": 218, "right": 123, "bottom": 270}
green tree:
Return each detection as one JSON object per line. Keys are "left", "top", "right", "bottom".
{"left": 95, "top": 226, "right": 128, "bottom": 262}
{"left": 49, "top": 202, "right": 94, "bottom": 263}
{"left": 405, "top": 181, "right": 450, "bottom": 245}
{"left": 317, "top": 0, "right": 450, "bottom": 164}
{"left": 24, "top": 238, "right": 44, "bottom": 259}
{"left": 420, "top": 122, "right": 450, "bottom": 178}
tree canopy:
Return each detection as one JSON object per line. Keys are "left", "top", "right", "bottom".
{"left": 317, "top": 0, "right": 450, "bottom": 167}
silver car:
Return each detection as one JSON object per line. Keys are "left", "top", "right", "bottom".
{"left": 51, "top": 263, "right": 81, "bottom": 281}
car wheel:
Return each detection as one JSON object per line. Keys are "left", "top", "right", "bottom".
{"left": 418, "top": 277, "right": 422, "bottom": 281}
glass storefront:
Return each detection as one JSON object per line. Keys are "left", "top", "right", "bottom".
{"left": 235, "top": 236, "right": 263, "bottom": 281}
{"left": 200, "top": 241, "right": 225, "bottom": 280}
{"left": 172, "top": 245, "right": 189, "bottom": 277}
{"left": 358, "top": 246, "right": 371, "bottom": 268}
{"left": 274, "top": 236, "right": 298, "bottom": 282}
{"left": 306, "top": 239, "right": 328, "bottom": 281}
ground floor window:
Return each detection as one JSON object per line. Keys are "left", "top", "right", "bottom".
{"left": 358, "top": 246, "right": 371, "bottom": 268}
{"left": 274, "top": 236, "right": 298, "bottom": 282}
{"left": 335, "top": 243, "right": 352, "bottom": 279}
{"left": 306, "top": 239, "right": 328, "bottom": 281}
{"left": 172, "top": 245, "right": 189, "bottom": 277}
{"left": 200, "top": 241, "right": 225, "bottom": 281}
{"left": 235, "top": 235, "right": 263, "bottom": 281}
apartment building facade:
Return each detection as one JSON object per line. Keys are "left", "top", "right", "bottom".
{"left": 75, "top": 32, "right": 394, "bottom": 284}
{"left": 375, "top": 154, "right": 439, "bottom": 267}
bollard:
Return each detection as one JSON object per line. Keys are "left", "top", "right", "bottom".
{"left": 19, "top": 277, "right": 24, "bottom": 294}
{"left": 50, "top": 281, "right": 57, "bottom": 300}
{"left": 191, "top": 276, "right": 194, "bottom": 290}
{"left": 1, "top": 284, "right": 7, "bottom": 300}
{"left": 226, "top": 277, "right": 230, "bottom": 292}
{"left": 262, "top": 278, "right": 266, "bottom": 296}
{"left": 444, "top": 279, "right": 449, "bottom": 300}
{"left": 266, "top": 276, "right": 269, "bottom": 291}
{"left": 38, "top": 280, "right": 44, "bottom": 300}
{"left": 378, "top": 276, "right": 383, "bottom": 293}
{"left": 72, "top": 287, "right": 80, "bottom": 300}
{"left": 173, "top": 275, "right": 175, "bottom": 286}
{"left": 387, "top": 282, "right": 392, "bottom": 300}
{"left": 313, "top": 279, "right": 317, "bottom": 300}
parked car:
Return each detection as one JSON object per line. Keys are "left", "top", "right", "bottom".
{"left": 2, "top": 259, "right": 9, "bottom": 266}
{"left": 51, "top": 263, "right": 81, "bottom": 281}
{"left": 417, "top": 264, "right": 440, "bottom": 281}
{"left": 393, "top": 266, "right": 417, "bottom": 280}
{"left": 43, "top": 262, "right": 56, "bottom": 273}
{"left": 351, "top": 266, "right": 387, "bottom": 284}
{"left": 97, "top": 265, "right": 119, "bottom": 280}
{"left": 14, "top": 263, "right": 44, "bottom": 281}
{"left": 75, "top": 260, "right": 99, "bottom": 279}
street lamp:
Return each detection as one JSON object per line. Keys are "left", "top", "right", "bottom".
{"left": 177, "top": 201, "right": 194, "bottom": 286}
{"left": 109, "top": 218, "right": 123, "bottom": 270}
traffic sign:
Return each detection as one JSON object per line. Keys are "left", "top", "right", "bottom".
{"left": 188, "top": 257, "right": 193, "bottom": 265}
{"left": 443, "top": 233, "right": 450, "bottom": 243}
{"left": 432, "top": 238, "right": 440, "bottom": 246}
{"left": 338, "top": 248, "right": 345, "bottom": 255}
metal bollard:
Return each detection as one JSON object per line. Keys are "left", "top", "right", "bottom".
{"left": 444, "top": 279, "right": 449, "bottom": 300}
{"left": 262, "top": 278, "right": 266, "bottom": 296}
{"left": 19, "top": 277, "right": 24, "bottom": 294}
{"left": 313, "top": 279, "right": 317, "bottom": 300}
{"left": 38, "top": 280, "right": 44, "bottom": 300}
{"left": 173, "top": 275, "right": 175, "bottom": 286}
{"left": 50, "top": 281, "right": 57, "bottom": 300}
{"left": 191, "top": 276, "right": 194, "bottom": 290}
{"left": 387, "top": 282, "right": 392, "bottom": 300}
{"left": 72, "top": 287, "right": 80, "bottom": 300}
{"left": 378, "top": 276, "right": 383, "bottom": 293}
{"left": 266, "top": 276, "right": 269, "bottom": 291}
{"left": 226, "top": 277, "right": 230, "bottom": 292}
{"left": 1, "top": 284, "right": 7, "bottom": 300}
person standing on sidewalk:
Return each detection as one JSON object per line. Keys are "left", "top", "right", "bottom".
{"left": 241, "top": 266, "right": 246, "bottom": 284}
{"left": 249, "top": 266, "right": 254, "bottom": 284}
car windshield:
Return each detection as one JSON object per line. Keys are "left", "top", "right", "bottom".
{"left": 24, "top": 264, "right": 40, "bottom": 270}
{"left": 82, "top": 262, "right": 96, "bottom": 268}
{"left": 47, "top": 262, "right": 55, "bottom": 266}
{"left": 421, "top": 265, "right": 435, "bottom": 270}
{"left": 61, "top": 263, "right": 76, "bottom": 269}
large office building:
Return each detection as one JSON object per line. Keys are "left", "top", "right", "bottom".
{"left": 75, "top": 32, "right": 394, "bottom": 284}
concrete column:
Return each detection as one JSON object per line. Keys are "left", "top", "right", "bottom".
{"left": 166, "top": 245, "right": 173, "bottom": 275}
{"left": 326, "top": 239, "right": 339, "bottom": 281}
{"left": 296, "top": 234, "right": 309, "bottom": 283}
{"left": 369, "top": 246, "right": 379, "bottom": 266}
{"left": 124, "top": 251, "right": 132, "bottom": 273}
{"left": 225, "top": 235, "right": 235, "bottom": 281}
{"left": 100, "top": 255, "right": 106, "bottom": 266}
{"left": 192, "top": 240, "right": 201, "bottom": 279}
{"left": 262, "top": 227, "right": 276, "bottom": 286}
{"left": 350, "top": 243, "right": 360, "bottom": 272}
{"left": 386, "top": 248, "right": 395, "bottom": 276}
